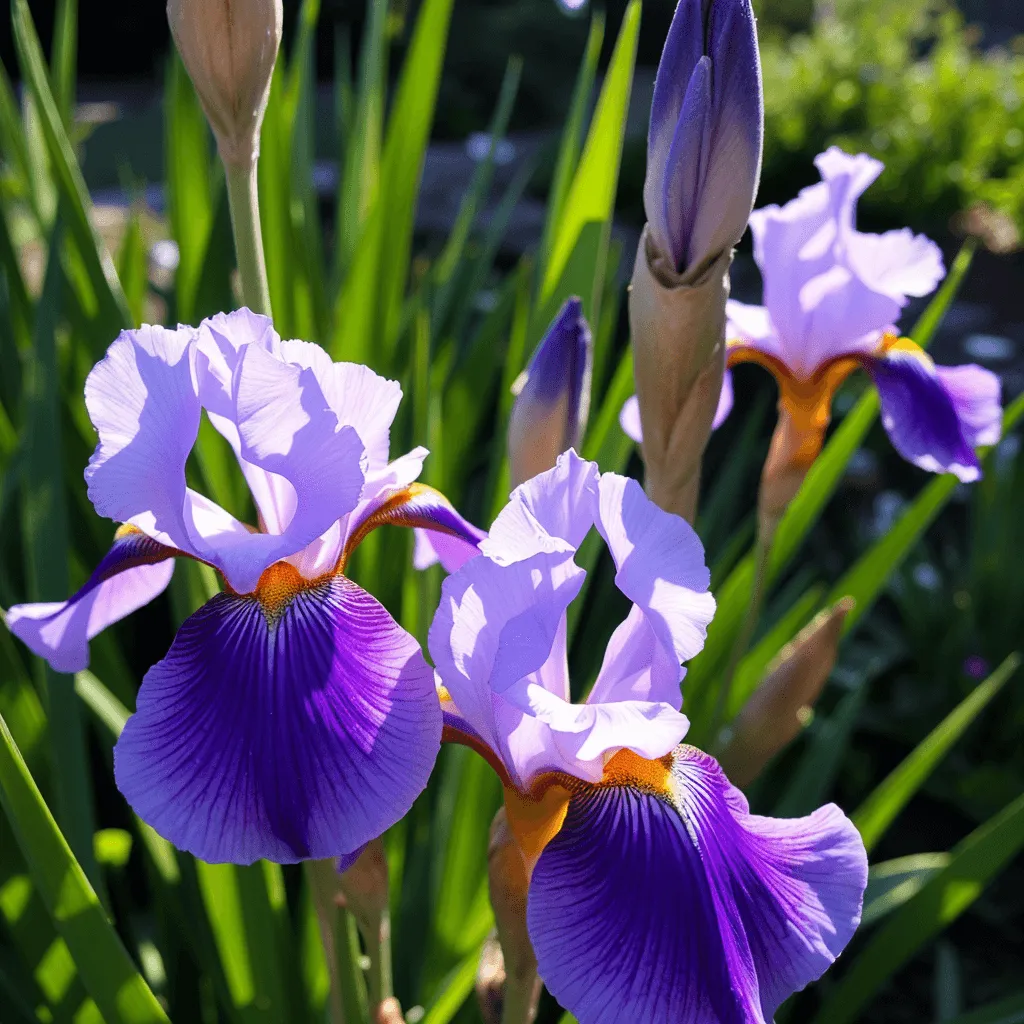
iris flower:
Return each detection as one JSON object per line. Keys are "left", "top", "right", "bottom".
{"left": 429, "top": 450, "right": 867, "bottom": 1023}
{"left": 6, "top": 309, "right": 481, "bottom": 864}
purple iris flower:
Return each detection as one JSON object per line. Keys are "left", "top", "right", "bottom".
{"left": 429, "top": 450, "right": 867, "bottom": 1022}
{"left": 6, "top": 309, "right": 481, "bottom": 865}
{"left": 722, "top": 147, "right": 1002, "bottom": 480}
{"left": 645, "top": 0, "right": 763, "bottom": 275}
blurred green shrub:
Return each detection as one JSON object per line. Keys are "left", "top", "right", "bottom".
{"left": 757, "top": 0, "right": 1024, "bottom": 232}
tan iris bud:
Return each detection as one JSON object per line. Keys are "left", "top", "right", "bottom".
{"left": 718, "top": 597, "right": 854, "bottom": 787}
{"left": 167, "top": 0, "right": 283, "bottom": 167}
{"left": 629, "top": 227, "right": 731, "bottom": 522}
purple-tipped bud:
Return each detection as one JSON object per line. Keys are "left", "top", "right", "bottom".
{"left": 507, "top": 298, "right": 593, "bottom": 488}
{"left": 645, "top": 0, "right": 764, "bottom": 276}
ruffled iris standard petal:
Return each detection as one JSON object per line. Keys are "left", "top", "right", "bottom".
{"left": 6, "top": 529, "right": 177, "bottom": 673}
{"left": 862, "top": 342, "right": 1001, "bottom": 482}
{"left": 593, "top": 472, "right": 715, "bottom": 705}
{"left": 483, "top": 449, "right": 599, "bottom": 564}
{"left": 528, "top": 746, "right": 867, "bottom": 1024}
{"left": 115, "top": 575, "right": 440, "bottom": 864}
{"left": 84, "top": 324, "right": 201, "bottom": 553}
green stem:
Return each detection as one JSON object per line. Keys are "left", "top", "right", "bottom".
{"left": 225, "top": 159, "right": 272, "bottom": 316}
{"left": 711, "top": 530, "right": 773, "bottom": 747}
{"left": 500, "top": 968, "right": 541, "bottom": 1024}
{"left": 306, "top": 859, "right": 370, "bottom": 1024}
{"left": 365, "top": 907, "right": 393, "bottom": 1008}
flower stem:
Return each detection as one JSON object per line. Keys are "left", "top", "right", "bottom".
{"left": 306, "top": 859, "right": 371, "bottom": 1024}
{"left": 711, "top": 529, "right": 773, "bottom": 746}
{"left": 500, "top": 968, "right": 542, "bottom": 1024}
{"left": 365, "top": 907, "right": 394, "bottom": 1008}
{"left": 225, "top": 159, "right": 272, "bottom": 317}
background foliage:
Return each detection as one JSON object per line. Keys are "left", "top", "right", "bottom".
{"left": 0, "top": 0, "right": 1022, "bottom": 1022}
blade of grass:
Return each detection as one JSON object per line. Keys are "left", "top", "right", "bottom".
{"left": 11, "top": 0, "right": 130, "bottom": 334}
{"left": 19, "top": 214, "right": 101, "bottom": 892}
{"left": 537, "top": 12, "right": 605, "bottom": 282}
{"left": 861, "top": 853, "right": 951, "bottom": 928}
{"left": 50, "top": 0, "right": 76, "bottom": 125}
{"left": 536, "top": 0, "right": 640, "bottom": 335}
{"left": 164, "top": 52, "right": 214, "bottom": 325}
{"left": 0, "top": 710, "right": 169, "bottom": 1023}
{"left": 812, "top": 791, "right": 1024, "bottom": 1024}
{"left": 944, "top": 993, "right": 1024, "bottom": 1024}
{"left": 376, "top": 0, "right": 456, "bottom": 356}
{"left": 853, "top": 653, "right": 1021, "bottom": 854}
{"left": 420, "top": 944, "right": 484, "bottom": 1024}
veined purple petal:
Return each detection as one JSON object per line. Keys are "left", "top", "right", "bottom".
{"left": 592, "top": 472, "right": 715, "bottom": 705}
{"left": 482, "top": 449, "right": 600, "bottom": 564}
{"left": 508, "top": 298, "right": 593, "bottom": 488}
{"left": 6, "top": 529, "right": 177, "bottom": 673}
{"left": 528, "top": 745, "right": 867, "bottom": 1024}
{"left": 935, "top": 364, "right": 1002, "bottom": 448}
{"left": 862, "top": 343, "right": 1001, "bottom": 482}
{"left": 814, "top": 147, "right": 884, "bottom": 234}
{"left": 115, "top": 574, "right": 440, "bottom": 864}
{"left": 84, "top": 324, "right": 201, "bottom": 553}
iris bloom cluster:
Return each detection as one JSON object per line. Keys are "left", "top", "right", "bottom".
{"left": 7, "top": 309, "right": 480, "bottom": 865}
{"left": 430, "top": 451, "right": 867, "bottom": 1021}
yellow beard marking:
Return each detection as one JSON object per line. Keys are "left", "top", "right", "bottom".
{"left": 251, "top": 561, "right": 316, "bottom": 619}
{"left": 596, "top": 747, "right": 675, "bottom": 795}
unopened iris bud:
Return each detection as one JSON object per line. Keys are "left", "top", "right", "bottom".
{"left": 507, "top": 298, "right": 592, "bottom": 489}
{"left": 167, "top": 0, "right": 283, "bottom": 168}
{"left": 629, "top": 0, "right": 763, "bottom": 522}
{"left": 719, "top": 598, "right": 854, "bottom": 787}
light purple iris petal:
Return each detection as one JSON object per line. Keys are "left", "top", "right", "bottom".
{"left": 482, "top": 449, "right": 600, "bottom": 564}
{"left": 84, "top": 324, "right": 201, "bottom": 553}
{"left": 747, "top": 148, "right": 945, "bottom": 378}
{"left": 726, "top": 299, "right": 782, "bottom": 360}
{"left": 713, "top": 369, "right": 734, "bottom": 430}
{"left": 195, "top": 342, "right": 367, "bottom": 593}
{"left": 528, "top": 746, "right": 867, "bottom": 1024}
{"left": 593, "top": 472, "right": 715, "bottom": 704}
{"left": 277, "top": 341, "right": 402, "bottom": 476}
{"left": 517, "top": 681, "right": 688, "bottom": 780}
{"left": 843, "top": 228, "right": 945, "bottom": 301}
{"left": 6, "top": 531, "right": 177, "bottom": 674}
{"left": 115, "top": 576, "right": 440, "bottom": 864}
{"left": 619, "top": 395, "right": 642, "bottom": 444}
{"left": 863, "top": 347, "right": 1000, "bottom": 482}
{"left": 411, "top": 528, "right": 483, "bottom": 574}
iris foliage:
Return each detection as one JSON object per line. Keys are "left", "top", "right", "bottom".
{"left": 0, "top": 0, "right": 1021, "bottom": 1021}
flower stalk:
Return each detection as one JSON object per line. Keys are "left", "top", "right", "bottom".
{"left": 226, "top": 160, "right": 273, "bottom": 316}
{"left": 307, "top": 858, "right": 371, "bottom": 1024}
